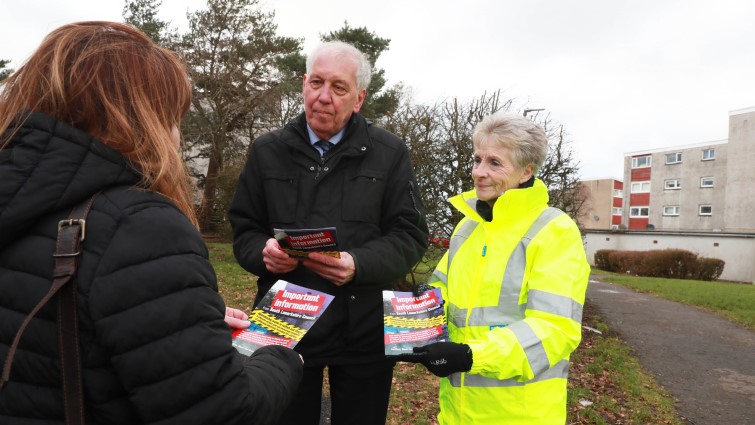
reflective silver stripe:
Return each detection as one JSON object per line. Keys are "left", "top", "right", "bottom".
{"left": 428, "top": 268, "right": 447, "bottom": 286}
{"left": 464, "top": 196, "right": 477, "bottom": 211}
{"left": 448, "top": 219, "right": 478, "bottom": 270}
{"left": 448, "top": 359, "right": 570, "bottom": 387}
{"left": 528, "top": 289, "right": 584, "bottom": 323}
{"left": 449, "top": 207, "right": 566, "bottom": 328}
{"left": 448, "top": 302, "right": 467, "bottom": 328}
{"left": 508, "top": 321, "right": 550, "bottom": 375}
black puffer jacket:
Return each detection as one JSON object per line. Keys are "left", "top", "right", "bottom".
{"left": 0, "top": 112, "right": 302, "bottom": 424}
{"left": 229, "top": 113, "right": 429, "bottom": 366}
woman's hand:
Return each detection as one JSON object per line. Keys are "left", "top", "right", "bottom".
{"left": 224, "top": 307, "right": 251, "bottom": 329}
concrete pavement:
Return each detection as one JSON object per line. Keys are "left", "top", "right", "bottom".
{"left": 586, "top": 277, "right": 755, "bottom": 424}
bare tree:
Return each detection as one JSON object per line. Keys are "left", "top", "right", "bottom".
{"left": 534, "top": 115, "right": 589, "bottom": 227}
{"left": 385, "top": 90, "right": 514, "bottom": 242}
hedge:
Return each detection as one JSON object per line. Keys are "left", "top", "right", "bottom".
{"left": 594, "top": 248, "right": 725, "bottom": 281}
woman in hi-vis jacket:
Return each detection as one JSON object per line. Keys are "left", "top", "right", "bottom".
{"left": 398, "top": 112, "right": 590, "bottom": 424}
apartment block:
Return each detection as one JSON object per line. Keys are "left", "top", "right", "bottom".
{"left": 622, "top": 106, "right": 755, "bottom": 232}
{"left": 577, "top": 178, "right": 623, "bottom": 230}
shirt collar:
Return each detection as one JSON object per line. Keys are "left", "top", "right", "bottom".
{"left": 306, "top": 125, "right": 346, "bottom": 146}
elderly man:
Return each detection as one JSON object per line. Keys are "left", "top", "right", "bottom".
{"left": 229, "top": 41, "right": 429, "bottom": 425}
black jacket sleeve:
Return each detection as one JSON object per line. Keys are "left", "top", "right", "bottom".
{"left": 228, "top": 135, "right": 277, "bottom": 279}
{"left": 241, "top": 346, "right": 303, "bottom": 425}
{"left": 89, "top": 194, "right": 301, "bottom": 425}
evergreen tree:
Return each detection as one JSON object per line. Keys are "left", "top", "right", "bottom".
{"left": 176, "top": 0, "right": 301, "bottom": 232}
{"left": 122, "top": 0, "right": 170, "bottom": 44}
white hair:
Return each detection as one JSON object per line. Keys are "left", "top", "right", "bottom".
{"left": 306, "top": 41, "right": 372, "bottom": 91}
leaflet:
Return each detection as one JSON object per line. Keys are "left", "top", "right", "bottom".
{"left": 383, "top": 288, "right": 448, "bottom": 356}
{"left": 273, "top": 227, "right": 340, "bottom": 259}
{"left": 231, "top": 280, "right": 334, "bottom": 356}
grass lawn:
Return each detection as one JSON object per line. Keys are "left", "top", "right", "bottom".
{"left": 209, "top": 243, "right": 682, "bottom": 424}
{"left": 592, "top": 269, "right": 755, "bottom": 331}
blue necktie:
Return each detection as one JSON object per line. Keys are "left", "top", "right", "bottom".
{"left": 315, "top": 140, "right": 333, "bottom": 157}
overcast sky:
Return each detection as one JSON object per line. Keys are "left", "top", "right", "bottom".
{"left": 2, "top": 0, "right": 754, "bottom": 179}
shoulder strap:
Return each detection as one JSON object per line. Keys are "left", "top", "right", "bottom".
{"left": 1, "top": 193, "right": 98, "bottom": 425}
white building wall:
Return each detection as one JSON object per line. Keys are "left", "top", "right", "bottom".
{"left": 724, "top": 107, "right": 755, "bottom": 232}
{"left": 584, "top": 230, "right": 755, "bottom": 284}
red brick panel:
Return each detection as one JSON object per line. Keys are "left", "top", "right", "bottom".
{"left": 629, "top": 217, "right": 649, "bottom": 229}
{"left": 631, "top": 167, "right": 651, "bottom": 181}
{"left": 630, "top": 193, "right": 650, "bottom": 205}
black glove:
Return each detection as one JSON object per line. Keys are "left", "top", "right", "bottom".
{"left": 394, "top": 342, "right": 473, "bottom": 377}
{"left": 412, "top": 282, "right": 434, "bottom": 297}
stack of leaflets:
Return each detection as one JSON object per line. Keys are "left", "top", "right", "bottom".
{"left": 231, "top": 280, "right": 334, "bottom": 356}
{"left": 273, "top": 227, "right": 340, "bottom": 259}
{"left": 383, "top": 288, "right": 448, "bottom": 356}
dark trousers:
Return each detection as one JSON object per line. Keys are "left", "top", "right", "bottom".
{"left": 276, "top": 359, "right": 395, "bottom": 425}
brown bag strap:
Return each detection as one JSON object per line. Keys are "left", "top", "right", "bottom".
{"left": 1, "top": 193, "right": 98, "bottom": 425}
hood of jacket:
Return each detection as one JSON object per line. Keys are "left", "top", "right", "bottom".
{"left": 0, "top": 111, "right": 140, "bottom": 247}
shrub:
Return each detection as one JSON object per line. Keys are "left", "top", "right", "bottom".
{"left": 693, "top": 257, "right": 726, "bottom": 281}
{"left": 594, "top": 249, "right": 615, "bottom": 271}
{"left": 608, "top": 250, "right": 644, "bottom": 275}
{"left": 595, "top": 249, "right": 725, "bottom": 281}
{"left": 636, "top": 249, "right": 698, "bottom": 279}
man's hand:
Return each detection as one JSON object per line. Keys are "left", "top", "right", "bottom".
{"left": 394, "top": 342, "right": 473, "bottom": 377}
{"left": 301, "top": 251, "right": 355, "bottom": 286}
{"left": 224, "top": 307, "right": 251, "bottom": 329}
{"left": 262, "top": 238, "right": 298, "bottom": 274}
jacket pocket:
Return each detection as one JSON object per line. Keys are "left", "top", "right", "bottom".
{"left": 342, "top": 169, "right": 385, "bottom": 223}
{"left": 263, "top": 172, "right": 297, "bottom": 223}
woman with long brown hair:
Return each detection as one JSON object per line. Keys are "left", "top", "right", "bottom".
{"left": 0, "top": 21, "right": 301, "bottom": 424}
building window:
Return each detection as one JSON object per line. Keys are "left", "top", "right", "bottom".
{"left": 702, "top": 148, "right": 716, "bottom": 160}
{"left": 665, "top": 152, "right": 682, "bottom": 164}
{"left": 630, "top": 206, "right": 649, "bottom": 217}
{"left": 613, "top": 189, "right": 623, "bottom": 197}
{"left": 699, "top": 205, "right": 713, "bottom": 216}
{"left": 663, "top": 206, "right": 680, "bottom": 216}
{"left": 612, "top": 207, "right": 622, "bottom": 216}
{"left": 632, "top": 155, "right": 652, "bottom": 168}
{"left": 664, "top": 179, "right": 681, "bottom": 190}
{"left": 700, "top": 177, "right": 714, "bottom": 187}
{"left": 631, "top": 181, "right": 651, "bottom": 193}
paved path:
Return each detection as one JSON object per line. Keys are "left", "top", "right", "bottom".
{"left": 586, "top": 277, "right": 755, "bottom": 425}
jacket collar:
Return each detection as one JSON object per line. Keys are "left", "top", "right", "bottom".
{"left": 287, "top": 112, "right": 373, "bottom": 159}
{"left": 450, "top": 178, "right": 550, "bottom": 224}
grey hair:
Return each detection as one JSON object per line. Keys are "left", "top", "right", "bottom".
{"left": 472, "top": 112, "right": 549, "bottom": 173}
{"left": 306, "top": 41, "right": 372, "bottom": 91}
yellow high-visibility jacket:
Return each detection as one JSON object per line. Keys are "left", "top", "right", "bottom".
{"left": 429, "top": 179, "right": 590, "bottom": 425}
